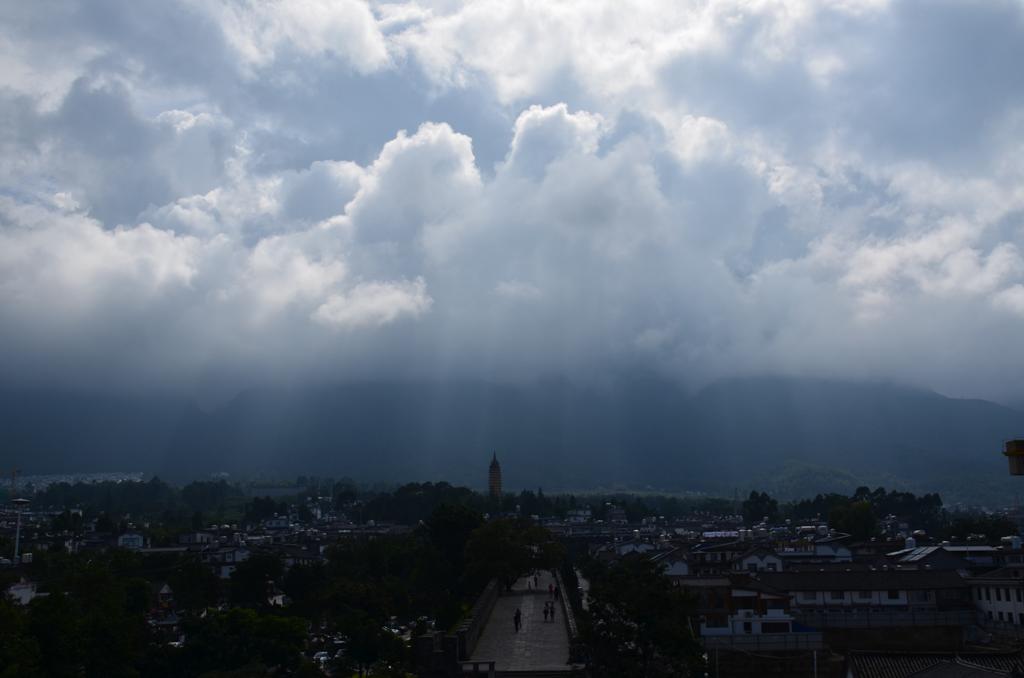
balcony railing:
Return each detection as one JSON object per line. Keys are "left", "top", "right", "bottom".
{"left": 793, "top": 609, "right": 979, "bottom": 628}
{"left": 702, "top": 632, "right": 825, "bottom": 651}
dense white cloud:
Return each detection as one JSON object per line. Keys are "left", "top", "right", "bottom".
{"left": 203, "top": 0, "right": 390, "bottom": 74}
{"left": 313, "top": 277, "right": 432, "bottom": 328}
{"left": 1, "top": 0, "right": 1023, "bottom": 402}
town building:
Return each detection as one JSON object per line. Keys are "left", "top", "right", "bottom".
{"left": 969, "top": 567, "right": 1024, "bottom": 626}
{"left": 117, "top": 532, "right": 145, "bottom": 550}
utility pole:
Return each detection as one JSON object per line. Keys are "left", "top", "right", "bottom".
{"left": 12, "top": 497, "right": 29, "bottom": 562}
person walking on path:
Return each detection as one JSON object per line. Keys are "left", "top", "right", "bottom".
{"left": 549, "top": 602, "right": 556, "bottom": 621}
{"left": 534, "top": 574, "right": 538, "bottom": 588}
{"left": 543, "top": 604, "right": 549, "bottom": 622}
{"left": 548, "top": 583, "right": 554, "bottom": 597}
{"left": 514, "top": 608, "right": 522, "bottom": 632}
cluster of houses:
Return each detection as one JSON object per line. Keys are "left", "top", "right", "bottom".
{"left": 9, "top": 493, "right": 1024, "bottom": 676}
{"left": 1, "top": 499, "right": 411, "bottom": 643}
{"left": 577, "top": 514, "right": 1024, "bottom": 677}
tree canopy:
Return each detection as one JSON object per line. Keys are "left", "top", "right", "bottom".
{"left": 581, "top": 554, "right": 703, "bottom": 678}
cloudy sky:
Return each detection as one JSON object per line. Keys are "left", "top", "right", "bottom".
{"left": 2, "top": 0, "right": 1024, "bottom": 403}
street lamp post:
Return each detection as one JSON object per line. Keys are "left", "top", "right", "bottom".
{"left": 1006, "top": 440, "right": 1024, "bottom": 476}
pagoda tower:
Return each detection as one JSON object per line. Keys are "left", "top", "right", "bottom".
{"left": 488, "top": 452, "right": 502, "bottom": 500}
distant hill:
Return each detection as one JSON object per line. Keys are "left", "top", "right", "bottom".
{"left": 1, "top": 376, "right": 1021, "bottom": 503}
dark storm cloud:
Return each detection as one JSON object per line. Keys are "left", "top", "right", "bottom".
{"left": 0, "top": 0, "right": 1023, "bottom": 403}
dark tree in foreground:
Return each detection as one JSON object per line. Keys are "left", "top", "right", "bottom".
{"left": 581, "top": 554, "right": 703, "bottom": 678}
{"left": 944, "top": 513, "right": 1019, "bottom": 540}
{"left": 464, "top": 518, "right": 565, "bottom": 591}
{"left": 230, "top": 553, "right": 284, "bottom": 607}
{"left": 742, "top": 491, "right": 779, "bottom": 525}
{"left": 829, "top": 500, "right": 877, "bottom": 541}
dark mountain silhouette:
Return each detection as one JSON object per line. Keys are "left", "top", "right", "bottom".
{"left": 1, "top": 377, "right": 1021, "bottom": 501}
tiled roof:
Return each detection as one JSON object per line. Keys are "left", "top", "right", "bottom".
{"left": 969, "top": 567, "right": 1024, "bottom": 581}
{"left": 759, "top": 569, "right": 968, "bottom": 591}
{"left": 908, "top": 661, "right": 1010, "bottom": 677}
{"left": 694, "top": 540, "right": 746, "bottom": 553}
{"left": 848, "top": 651, "right": 1024, "bottom": 678}
{"left": 888, "top": 546, "right": 942, "bottom": 562}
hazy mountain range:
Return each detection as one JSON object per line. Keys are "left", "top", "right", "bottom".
{"left": 2, "top": 376, "right": 1022, "bottom": 504}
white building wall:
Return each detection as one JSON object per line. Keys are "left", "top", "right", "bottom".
{"left": 973, "top": 583, "right": 1024, "bottom": 625}
{"left": 793, "top": 589, "right": 911, "bottom": 607}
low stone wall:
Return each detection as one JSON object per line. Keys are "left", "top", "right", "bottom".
{"left": 453, "top": 578, "right": 500, "bottom": 660}
{"left": 414, "top": 579, "right": 501, "bottom": 677}
{"left": 555, "top": 569, "right": 585, "bottom": 663}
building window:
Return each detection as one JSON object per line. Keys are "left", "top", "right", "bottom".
{"left": 988, "top": 611, "right": 994, "bottom": 620}
{"left": 999, "top": 611, "right": 1005, "bottom": 622}
{"left": 1017, "top": 589, "right": 1022, "bottom": 603}
{"left": 977, "top": 589, "right": 984, "bottom": 601}
{"left": 762, "top": 622, "right": 790, "bottom": 634}
{"left": 830, "top": 591, "right": 844, "bottom": 600}
{"left": 704, "top": 615, "right": 728, "bottom": 628}
{"left": 766, "top": 562, "right": 777, "bottom": 572}
{"left": 887, "top": 590, "right": 900, "bottom": 600}
{"left": 743, "top": 622, "right": 752, "bottom": 634}
{"left": 748, "top": 563, "right": 759, "bottom": 573}
{"left": 986, "top": 588, "right": 992, "bottom": 601}
{"left": 910, "top": 591, "right": 930, "bottom": 603}
{"left": 1006, "top": 588, "right": 1012, "bottom": 601}
{"left": 1019, "top": 613, "right": 1024, "bottom": 626}
{"left": 997, "top": 589, "right": 1003, "bottom": 601}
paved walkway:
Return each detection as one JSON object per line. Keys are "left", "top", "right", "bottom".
{"left": 469, "top": 571, "right": 571, "bottom": 672}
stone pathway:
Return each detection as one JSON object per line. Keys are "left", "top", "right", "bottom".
{"left": 469, "top": 571, "right": 571, "bottom": 672}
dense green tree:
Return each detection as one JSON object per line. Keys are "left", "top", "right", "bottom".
{"left": 828, "top": 501, "right": 877, "bottom": 540}
{"left": 50, "top": 509, "right": 84, "bottom": 533}
{"left": 334, "top": 611, "right": 407, "bottom": 677}
{"left": 230, "top": 553, "right": 284, "bottom": 608}
{"left": 244, "top": 497, "right": 286, "bottom": 524}
{"left": 425, "top": 503, "right": 483, "bottom": 570}
{"left": 363, "top": 481, "right": 482, "bottom": 524}
{"left": 742, "top": 491, "right": 778, "bottom": 524}
{"left": 0, "top": 598, "right": 41, "bottom": 678}
{"left": 33, "top": 477, "right": 177, "bottom": 515}
{"left": 181, "top": 480, "right": 242, "bottom": 514}
{"left": 582, "top": 554, "right": 703, "bottom": 678}
{"left": 944, "top": 513, "right": 1018, "bottom": 540}
{"left": 124, "top": 577, "right": 154, "bottom": 615}
{"left": 464, "top": 518, "right": 564, "bottom": 591}
{"left": 169, "top": 556, "right": 222, "bottom": 611}
{"left": 333, "top": 478, "right": 358, "bottom": 508}
{"left": 789, "top": 487, "right": 944, "bottom": 534}
{"left": 173, "top": 608, "right": 307, "bottom": 675}
{"left": 25, "top": 568, "right": 147, "bottom": 678}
